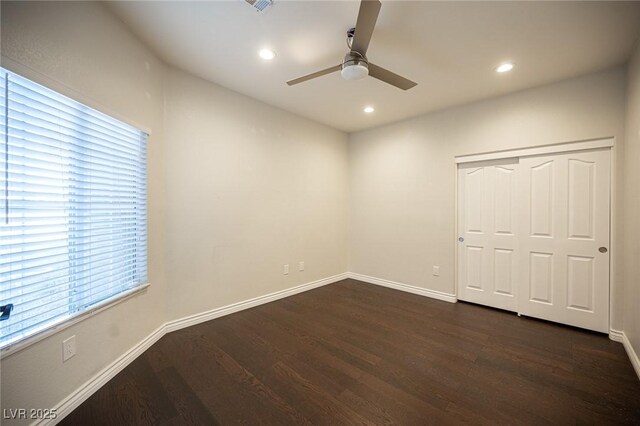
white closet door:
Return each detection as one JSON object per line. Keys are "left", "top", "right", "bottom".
{"left": 457, "top": 159, "right": 519, "bottom": 312}
{"left": 518, "top": 149, "right": 610, "bottom": 332}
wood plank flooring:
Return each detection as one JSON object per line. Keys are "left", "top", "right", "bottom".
{"left": 61, "top": 279, "right": 640, "bottom": 425}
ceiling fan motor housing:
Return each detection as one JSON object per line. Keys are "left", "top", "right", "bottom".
{"left": 341, "top": 52, "right": 369, "bottom": 81}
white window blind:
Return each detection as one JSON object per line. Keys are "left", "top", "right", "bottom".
{"left": 0, "top": 67, "right": 148, "bottom": 350}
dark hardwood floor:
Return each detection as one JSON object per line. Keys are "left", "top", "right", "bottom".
{"left": 61, "top": 279, "right": 640, "bottom": 425}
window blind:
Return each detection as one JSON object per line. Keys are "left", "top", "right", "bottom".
{"left": 0, "top": 67, "right": 148, "bottom": 350}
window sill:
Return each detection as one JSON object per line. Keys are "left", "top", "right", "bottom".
{"left": 0, "top": 283, "right": 150, "bottom": 360}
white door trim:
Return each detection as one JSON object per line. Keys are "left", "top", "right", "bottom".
{"left": 454, "top": 137, "right": 614, "bottom": 164}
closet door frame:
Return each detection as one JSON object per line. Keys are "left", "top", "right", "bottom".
{"left": 453, "top": 137, "right": 617, "bottom": 335}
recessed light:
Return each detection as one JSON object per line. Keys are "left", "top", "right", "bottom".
{"left": 363, "top": 106, "right": 375, "bottom": 113}
{"left": 259, "top": 49, "right": 276, "bottom": 60}
{"left": 495, "top": 63, "right": 514, "bottom": 73}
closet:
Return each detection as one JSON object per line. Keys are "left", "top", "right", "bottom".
{"left": 457, "top": 142, "right": 611, "bottom": 332}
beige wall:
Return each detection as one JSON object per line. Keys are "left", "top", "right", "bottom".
{"left": 348, "top": 68, "right": 627, "bottom": 328}
{"left": 624, "top": 41, "right": 640, "bottom": 362}
{"left": 0, "top": 1, "right": 349, "bottom": 420}
{"left": 162, "top": 66, "right": 348, "bottom": 320}
{"left": 0, "top": 1, "right": 167, "bottom": 422}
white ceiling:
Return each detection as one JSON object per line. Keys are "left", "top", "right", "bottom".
{"left": 108, "top": 1, "right": 640, "bottom": 132}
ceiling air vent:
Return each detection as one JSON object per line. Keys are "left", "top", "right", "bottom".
{"left": 245, "top": 0, "right": 273, "bottom": 13}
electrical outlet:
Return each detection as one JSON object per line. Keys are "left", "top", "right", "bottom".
{"left": 299, "top": 261, "right": 305, "bottom": 271}
{"left": 62, "top": 335, "right": 76, "bottom": 362}
{"left": 283, "top": 264, "right": 289, "bottom": 275}
{"left": 432, "top": 266, "right": 440, "bottom": 276}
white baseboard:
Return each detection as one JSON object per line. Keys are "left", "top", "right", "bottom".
{"left": 347, "top": 272, "right": 457, "bottom": 303}
{"left": 621, "top": 331, "right": 640, "bottom": 380}
{"left": 609, "top": 328, "right": 624, "bottom": 342}
{"left": 39, "top": 272, "right": 348, "bottom": 426}
{"left": 609, "top": 328, "right": 640, "bottom": 380}
{"left": 164, "top": 273, "right": 349, "bottom": 333}
{"left": 42, "top": 325, "right": 166, "bottom": 426}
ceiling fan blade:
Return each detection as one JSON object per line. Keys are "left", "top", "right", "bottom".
{"left": 286, "top": 64, "right": 342, "bottom": 86}
{"left": 368, "top": 63, "right": 417, "bottom": 90}
{"left": 351, "top": 0, "right": 381, "bottom": 56}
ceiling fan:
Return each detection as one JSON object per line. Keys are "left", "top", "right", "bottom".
{"left": 286, "top": 0, "right": 417, "bottom": 90}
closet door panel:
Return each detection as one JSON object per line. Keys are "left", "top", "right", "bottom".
{"left": 518, "top": 149, "right": 610, "bottom": 333}
{"left": 457, "top": 159, "right": 519, "bottom": 312}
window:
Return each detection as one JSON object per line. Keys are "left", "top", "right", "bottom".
{"left": 0, "top": 68, "right": 148, "bottom": 350}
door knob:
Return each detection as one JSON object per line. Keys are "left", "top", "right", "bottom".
{"left": 599, "top": 247, "right": 608, "bottom": 253}
{"left": 458, "top": 237, "right": 464, "bottom": 243}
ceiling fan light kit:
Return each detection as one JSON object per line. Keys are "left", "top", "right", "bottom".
{"left": 287, "top": 0, "right": 417, "bottom": 91}
{"left": 341, "top": 53, "right": 369, "bottom": 80}
{"left": 341, "top": 63, "right": 369, "bottom": 80}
